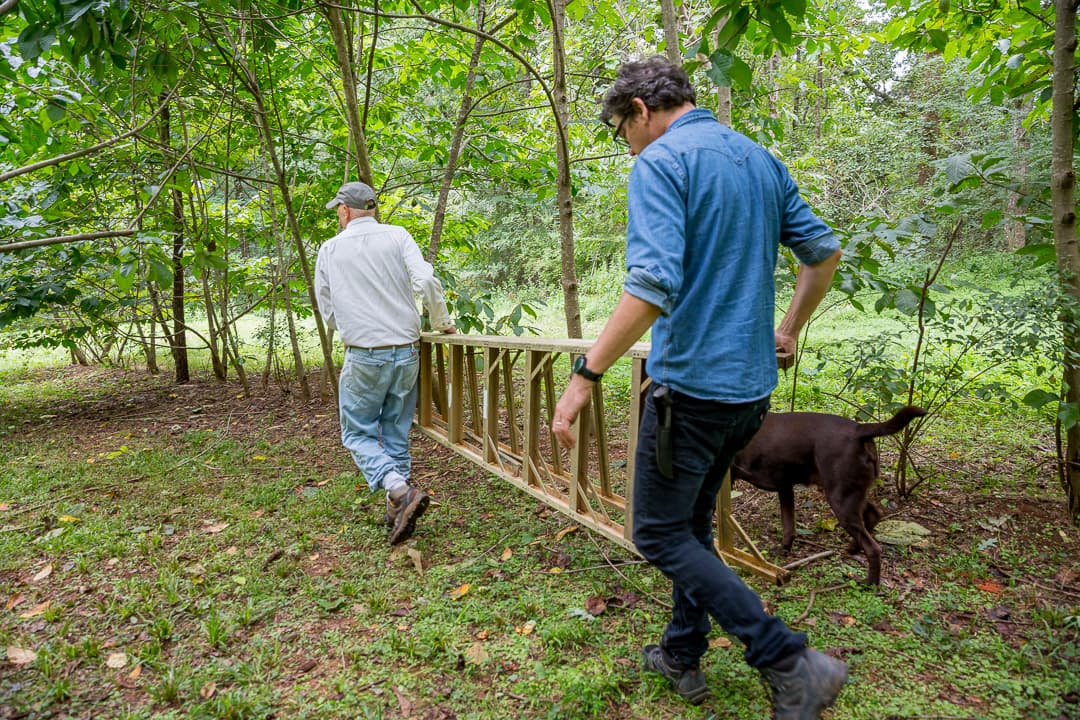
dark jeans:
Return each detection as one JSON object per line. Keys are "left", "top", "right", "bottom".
{"left": 632, "top": 390, "right": 807, "bottom": 669}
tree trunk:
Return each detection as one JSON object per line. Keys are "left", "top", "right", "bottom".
{"left": 1051, "top": 0, "right": 1080, "bottom": 523}
{"left": 323, "top": 0, "right": 375, "bottom": 186}
{"left": 767, "top": 51, "right": 780, "bottom": 120}
{"left": 159, "top": 95, "right": 189, "bottom": 384}
{"left": 201, "top": 272, "right": 227, "bottom": 380}
{"left": 1005, "top": 98, "right": 1031, "bottom": 250}
{"left": 133, "top": 290, "right": 159, "bottom": 374}
{"left": 233, "top": 48, "right": 332, "bottom": 399}
{"left": 712, "top": 18, "right": 731, "bottom": 127}
{"left": 659, "top": 0, "right": 680, "bottom": 64}
{"left": 261, "top": 274, "right": 279, "bottom": 387}
{"left": 814, "top": 53, "right": 824, "bottom": 141}
{"left": 550, "top": 0, "right": 582, "bottom": 338}
{"left": 427, "top": 0, "right": 487, "bottom": 263}
{"left": 268, "top": 188, "right": 312, "bottom": 401}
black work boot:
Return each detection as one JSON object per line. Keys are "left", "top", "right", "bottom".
{"left": 641, "top": 644, "right": 709, "bottom": 705}
{"left": 759, "top": 648, "right": 848, "bottom": 720}
{"left": 386, "top": 485, "right": 430, "bottom": 545}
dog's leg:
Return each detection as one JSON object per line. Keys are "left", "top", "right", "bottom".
{"left": 846, "top": 501, "right": 882, "bottom": 556}
{"left": 828, "top": 494, "right": 882, "bottom": 585}
{"left": 777, "top": 485, "right": 796, "bottom": 554}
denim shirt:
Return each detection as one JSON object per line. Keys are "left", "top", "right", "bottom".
{"left": 623, "top": 108, "right": 839, "bottom": 402}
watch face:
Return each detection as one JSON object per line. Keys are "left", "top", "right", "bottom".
{"left": 573, "top": 356, "right": 585, "bottom": 373}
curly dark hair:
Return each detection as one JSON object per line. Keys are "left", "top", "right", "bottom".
{"left": 600, "top": 56, "right": 697, "bottom": 127}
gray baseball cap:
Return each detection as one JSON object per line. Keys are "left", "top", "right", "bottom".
{"left": 325, "top": 181, "right": 376, "bottom": 210}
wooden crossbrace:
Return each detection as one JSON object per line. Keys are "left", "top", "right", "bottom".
{"left": 415, "top": 333, "right": 789, "bottom": 585}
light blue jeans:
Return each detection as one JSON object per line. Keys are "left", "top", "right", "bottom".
{"left": 338, "top": 345, "right": 419, "bottom": 491}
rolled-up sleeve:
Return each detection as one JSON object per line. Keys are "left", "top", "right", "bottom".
{"left": 622, "top": 151, "right": 686, "bottom": 316}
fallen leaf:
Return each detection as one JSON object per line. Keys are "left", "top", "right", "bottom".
{"left": 36, "top": 528, "right": 64, "bottom": 542}
{"left": 252, "top": 455, "right": 267, "bottom": 462}
{"left": 5, "top": 593, "right": 25, "bottom": 611}
{"left": 202, "top": 522, "right": 229, "bottom": 534}
{"left": 515, "top": 621, "right": 536, "bottom": 635}
{"left": 499, "top": 547, "right": 513, "bottom": 562}
{"left": 106, "top": 652, "right": 128, "bottom": 669}
{"left": 476, "top": 630, "right": 489, "bottom": 640}
{"left": 709, "top": 636, "right": 733, "bottom": 649}
{"left": 464, "top": 641, "right": 489, "bottom": 665}
{"left": 448, "top": 583, "right": 471, "bottom": 600}
{"left": 200, "top": 680, "right": 216, "bottom": 699}
{"left": 32, "top": 565, "right": 52, "bottom": 582}
{"left": 251, "top": 509, "right": 265, "bottom": 519}
{"left": 875, "top": 520, "right": 932, "bottom": 546}
{"left": 6, "top": 646, "right": 37, "bottom": 665}
{"left": 406, "top": 547, "right": 424, "bottom": 575}
{"left": 128, "top": 664, "right": 142, "bottom": 680}
{"left": 315, "top": 479, "right": 331, "bottom": 487}
{"left": 58, "top": 515, "right": 79, "bottom": 523}
{"left": 817, "top": 517, "right": 839, "bottom": 532}
{"left": 548, "top": 567, "right": 563, "bottom": 574}
{"left": 554, "top": 525, "right": 578, "bottom": 542}
{"left": 0, "top": 503, "right": 10, "bottom": 512}
{"left": 225, "top": 546, "right": 238, "bottom": 556}
{"left": 18, "top": 601, "right": 50, "bottom": 619}
{"left": 976, "top": 579, "right": 1004, "bottom": 594}
{"left": 393, "top": 685, "right": 414, "bottom": 716}
{"left": 585, "top": 596, "right": 607, "bottom": 616}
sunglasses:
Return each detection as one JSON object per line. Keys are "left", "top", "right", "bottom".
{"left": 609, "top": 114, "right": 630, "bottom": 148}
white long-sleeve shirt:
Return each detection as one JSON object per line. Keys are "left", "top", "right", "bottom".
{"left": 314, "top": 217, "right": 453, "bottom": 347}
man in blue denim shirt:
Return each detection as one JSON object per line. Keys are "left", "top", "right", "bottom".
{"left": 552, "top": 58, "right": 846, "bottom": 719}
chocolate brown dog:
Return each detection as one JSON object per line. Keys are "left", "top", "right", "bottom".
{"left": 732, "top": 406, "right": 926, "bottom": 585}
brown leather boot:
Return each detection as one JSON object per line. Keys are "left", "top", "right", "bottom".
{"left": 386, "top": 485, "right": 430, "bottom": 545}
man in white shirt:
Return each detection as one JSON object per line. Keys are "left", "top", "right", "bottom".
{"left": 316, "top": 181, "right": 456, "bottom": 545}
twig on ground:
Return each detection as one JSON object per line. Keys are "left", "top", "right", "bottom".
{"left": 473, "top": 529, "right": 518, "bottom": 562}
{"left": 355, "top": 678, "right": 388, "bottom": 693}
{"left": 262, "top": 549, "right": 285, "bottom": 571}
{"left": 783, "top": 550, "right": 836, "bottom": 571}
{"left": 1031, "top": 581, "right": 1080, "bottom": 601}
{"left": 792, "top": 583, "right": 847, "bottom": 626}
{"left": 558, "top": 560, "right": 648, "bottom": 574}
{"left": 584, "top": 529, "right": 671, "bottom": 610}
{"left": 989, "top": 561, "right": 1080, "bottom": 600}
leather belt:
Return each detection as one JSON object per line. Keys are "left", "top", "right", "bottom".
{"left": 346, "top": 343, "right": 418, "bottom": 351}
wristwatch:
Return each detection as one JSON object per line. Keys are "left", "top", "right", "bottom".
{"left": 572, "top": 355, "right": 603, "bottom": 382}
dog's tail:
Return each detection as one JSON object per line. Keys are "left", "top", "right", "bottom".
{"left": 855, "top": 406, "right": 927, "bottom": 440}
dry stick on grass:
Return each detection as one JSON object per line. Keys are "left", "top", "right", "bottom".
{"left": 557, "top": 560, "right": 648, "bottom": 574}
{"left": 792, "top": 583, "right": 848, "bottom": 626}
{"left": 783, "top": 550, "right": 837, "bottom": 572}
{"left": 585, "top": 529, "right": 671, "bottom": 610}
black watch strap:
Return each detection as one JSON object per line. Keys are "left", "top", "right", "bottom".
{"left": 573, "top": 356, "right": 603, "bottom": 382}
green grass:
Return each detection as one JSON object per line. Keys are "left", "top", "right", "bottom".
{"left": 0, "top": 357, "right": 1076, "bottom": 719}
{"left": 0, "top": 250, "right": 1075, "bottom": 719}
